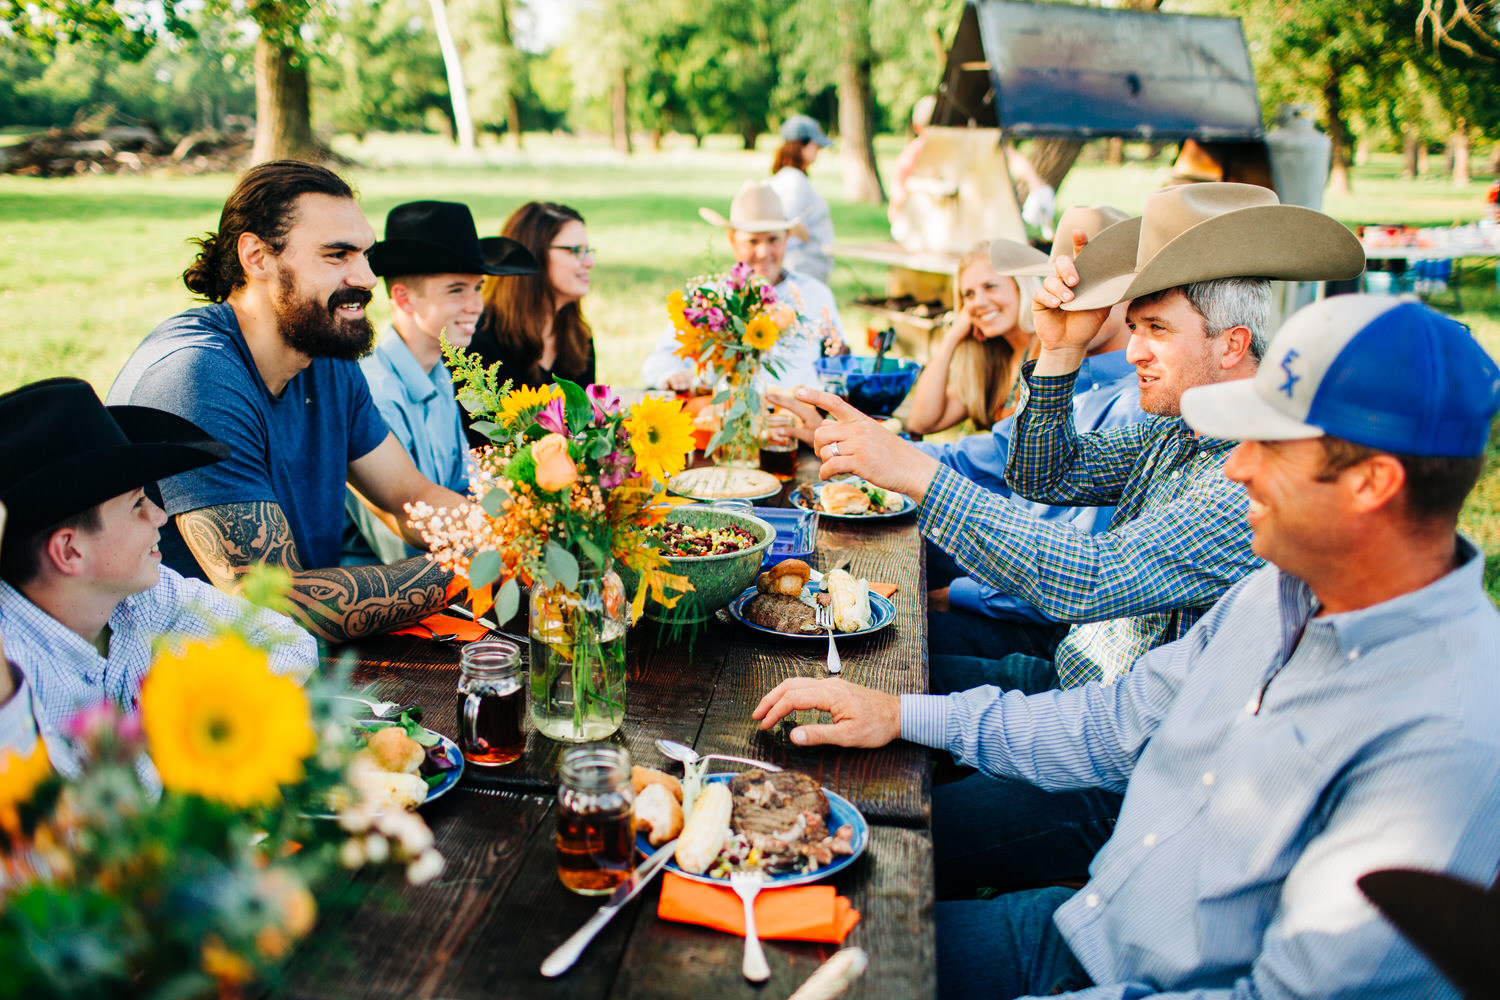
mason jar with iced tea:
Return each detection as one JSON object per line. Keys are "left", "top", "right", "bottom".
{"left": 456, "top": 638, "right": 525, "bottom": 766}
{"left": 759, "top": 409, "right": 799, "bottom": 480}
{"left": 555, "top": 744, "right": 634, "bottom": 895}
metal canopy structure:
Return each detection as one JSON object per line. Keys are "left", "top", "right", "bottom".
{"left": 933, "top": 0, "right": 1263, "bottom": 141}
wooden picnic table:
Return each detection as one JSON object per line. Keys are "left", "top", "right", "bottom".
{"left": 274, "top": 452, "right": 936, "bottom": 999}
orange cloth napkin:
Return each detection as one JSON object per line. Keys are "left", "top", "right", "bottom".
{"left": 657, "top": 872, "right": 860, "bottom": 943}
{"left": 389, "top": 613, "right": 490, "bottom": 642}
{"left": 869, "top": 582, "right": 898, "bottom": 600}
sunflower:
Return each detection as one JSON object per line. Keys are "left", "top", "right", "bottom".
{"left": 666, "top": 289, "right": 691, "bottom": 334}
{"left": 141, "top": 636, "right": 315, "bottom": 808}
{"left": 624, "top": 395, "right": 696, "bottom": 485}
{"left": 0, "top": 739, "right": 51, "bottom": 810}
{"left": 743, "top": 312, "right": 781, "bottom": 351}
{"left": 495, "top": 383, "right": 564, "bottom": 429}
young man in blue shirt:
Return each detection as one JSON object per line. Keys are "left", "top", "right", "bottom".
{"left": 344, "top": 201, "right": 535, "bottom": 563}
{"left": 755, "top": 295, "right": 1500, "bottom": 999}
{"left": 109, "top": 161, "right": 470, "bottom": 643}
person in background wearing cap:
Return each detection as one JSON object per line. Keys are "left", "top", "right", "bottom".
{"left": 773, "top": 183, "right": 1366, "bottom": 894}
{"left": 768, "top": 114, "right": 835, "bottom": 284}
{"left": 343, "top": 201, "right": 537, "bottom": 564}
{"left": 639, "top": 180, "right": 844, "bottom": 392}
{"left": 0, "top": 379, "right": 316, "bottom": 772}
{"left": 910, "top": 207, "right": 1146, "bottom": 663}
{"left": 756, "top": 294, "right": 1500, "bottom": 999}
{"left": 108, "top": 161, "right": 469, "bottom": 644}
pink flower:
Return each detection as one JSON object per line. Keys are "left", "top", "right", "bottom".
{"left": 536, "top": 396, "right": 569, "bottom": 436}
{"left": 727, "top": 261, "right": 751, "bottom": 290}
{"left": 587, "top": 384, "right": 620, "bottom": 423}
{"left": 66, "top": 700, "right": 121, "bottom": 745}
{"left": 598, "top": 450, "right": 633, "bottom": 489}
{"left": 759, "top": 283, "right": 778, "bottom": 307}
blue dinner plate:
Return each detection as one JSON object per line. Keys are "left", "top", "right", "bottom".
{"left": 637, "top": 772, "right": 869, "bottom": 887}
{"left": 791, "top": 480, "right": 916, "bottom": 520}
{"left": 728, "top": 586, "right": 896, "bottom": 640}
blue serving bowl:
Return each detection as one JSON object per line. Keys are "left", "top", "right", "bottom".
{"left": 816, "top": 355, "right": 922, "bottom": 417}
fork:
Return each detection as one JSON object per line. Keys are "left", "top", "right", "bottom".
{"left": 730, "top": 870, "right": 770, "bottom": 982}
{"left": 322, "top": 694, "right": 403, "bottom": 718}
{"left": 815, "top": 606, "right": 842, "bottom": 674}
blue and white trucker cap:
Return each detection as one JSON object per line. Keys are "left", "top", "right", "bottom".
{"left": 1181, "top": 294, "right": 1500, "bottom": 458}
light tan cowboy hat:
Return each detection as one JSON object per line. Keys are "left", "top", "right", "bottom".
{"left": 699, "top": 181, "right": 811, "bottom": 242}
{"left": 1061, "top": 182, "right": 1366, "bottom": 312}
{"left": 989, "top": 204, "right": 1132, "bottom": 277}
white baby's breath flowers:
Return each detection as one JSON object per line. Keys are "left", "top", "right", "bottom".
{"left": 406, "top": 848, "right": 445, "bottom": 886}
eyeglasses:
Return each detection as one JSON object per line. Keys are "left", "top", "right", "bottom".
{"left": 550, "top": 244, "right": 597, "bottom": 261}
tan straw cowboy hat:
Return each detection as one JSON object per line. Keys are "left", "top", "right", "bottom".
{"left": 1061, "top": 182, "right": 1366, "bottom": 312}
{"left": 699, "top": 181, "right": 811, "bottom": 242}
{"left": 989, "top": 205, "right": 1132, "bottom": 277}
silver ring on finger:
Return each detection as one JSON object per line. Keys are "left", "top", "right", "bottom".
{"left": 830, "top": 440, "right": 842, "bottom": 457}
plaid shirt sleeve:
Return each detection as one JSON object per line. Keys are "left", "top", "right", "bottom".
{"left": 918, "top": 462, "right": 1256, "bottom": 624}
{"left": 1005, "top": 364, "right": 1157, "bottom": 507}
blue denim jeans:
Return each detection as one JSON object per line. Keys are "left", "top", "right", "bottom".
{"left": 930, "top": 651, "right": 1062, "bottom": 696}
{"left": 928, "top": 610, "right": 1069, "bottom": 662}
{"left": 937, "top": 888, "right": 1092, "bottom": 999}
{"left": 934, "top": 769, "right": 1123, "bottom": 898}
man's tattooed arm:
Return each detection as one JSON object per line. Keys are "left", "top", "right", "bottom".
{"left": 176, "top": 502, "right": 451, "bottom": 643}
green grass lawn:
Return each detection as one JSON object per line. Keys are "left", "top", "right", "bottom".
{"left": 2, "top": 135, "right": 1498, "bottom": 587}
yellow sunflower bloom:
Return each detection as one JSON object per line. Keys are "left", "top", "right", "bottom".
{"left": 624, "top": 396, "right": 696, "bottom": 485}
{"left": 141, "top": 636, "right": 315, "bottom": 809}
{"left": 666, "top": 289, "right": 691, "bottom": 333}
{"left": 495, "top": 383, "right": 564, "bottom": 429}
{"left": 0, "top": 739, "right": 51, "bottom": 810}
{"left": 743, "top": 312, "right": 781, "bottom": 351}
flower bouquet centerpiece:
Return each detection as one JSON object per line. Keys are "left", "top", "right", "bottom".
{"left": 667, "top": 261, "right": 805, "bottom": 466}
{"left": 411, "top": 357, "right": 696, "bottom": 742}
{"left": 0, "top": 581, "right": 443, "bottom": 1000}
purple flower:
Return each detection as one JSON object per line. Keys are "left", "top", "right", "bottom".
{"left": 598, "top": 450, "right": 634, "bottom": 489}
{"left": 704, "top": 307, "right": 728, "bottom": 332}
{"left": 66, "top": 700, "right": 121, "bottom": 744}
{"left": 587, "top": 384, "right": 620, "bottom": 423}
{"left": 536, "top": 396, "right": 569, "bottom": 436}
{"left": 759, "top": 283, "right": 778, "bottom": 307}
{"left": 727, "top": 261, "right": 751, "bottom": 290}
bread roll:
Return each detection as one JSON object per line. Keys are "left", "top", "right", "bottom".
{"left": 825, "top": 569, "right": 873, "bottom": 632}
{"left": 759, "top": 558, "right": 811, "bottom": 596}
{"left": 633, "top": 783, "right": 685, "bottom": 846}
{"left": 366, "top": 725, "right": 425, "bottom": 774}
{"left": 821, "top": 482, "right": 870, "bottom": 515}
{"left": 675, "top": 782, "right": 733, "bottom": 874}
{"left": 632, "top": 765, "right": 683, "bottom": 802}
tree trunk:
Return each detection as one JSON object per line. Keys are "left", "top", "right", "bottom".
{"left": 1322, "top": 65, "right": 1352, "bottom": 196}
{"left": 495, "top": 0, "right": 524, "bottom": 149}
{"left": 1450, "top": 119, "right": 1470, "bottom": 186}
{"left": 1027, "top": 138, "right": 1086, "bottom": 191}
{"left": 740, "top": 125, "right": 758, "bottom": 151}
{"left": 836, "top": 1, "right": 885, "bottom": 204}
{"left": 251, "top": 36, "right": 318, "bottom": 164}
{"left": 650, "top": 127, "right": 663, "bottom": 152}
{"left": 1105, "top": 137, "right": 1124, "bottom": 166}
{"left": 428, "top": 0, "right": 474, "bottom": 153}
{"left": 610, "top": 67, "right": 632, "bottom": 155}
{"left": 1402, "top": 128, "right": 1420, "bottom": 178}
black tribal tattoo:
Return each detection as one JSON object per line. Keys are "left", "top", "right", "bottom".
{"left": 177, "top": 501, "right": 451, "bottom": 643}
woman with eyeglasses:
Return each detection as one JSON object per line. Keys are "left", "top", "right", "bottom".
{"left": 467, "top": 203, "right": 596, "bottom": 434}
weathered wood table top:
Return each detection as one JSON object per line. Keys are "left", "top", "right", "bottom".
{"left": 275, "top": 455, "right": 935, "bottom": 999}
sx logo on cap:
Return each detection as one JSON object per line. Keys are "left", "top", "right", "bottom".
{"left": 1279, "top": 350, "right": 1301, "bottom": 399}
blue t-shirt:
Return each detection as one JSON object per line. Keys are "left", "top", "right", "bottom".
{"left": 107, "top": 303, "right": 390, "bottom": 578}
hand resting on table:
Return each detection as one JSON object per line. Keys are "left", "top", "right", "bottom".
{"left": 753, "top": 677, "right": 901, "bottom": 749}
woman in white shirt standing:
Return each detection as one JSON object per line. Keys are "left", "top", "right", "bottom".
{"left": 768, "top": 115, "right": 835, "bottom": 284}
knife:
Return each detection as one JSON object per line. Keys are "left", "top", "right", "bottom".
{"left": 540, "top": 838, "right": 680, "bottom": 978}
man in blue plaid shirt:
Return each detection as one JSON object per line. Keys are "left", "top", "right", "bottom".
{"left": 783, "top": 184, "right": 1367, "bottom": 893}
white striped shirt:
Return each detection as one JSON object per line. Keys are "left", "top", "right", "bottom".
{"left": 902, "top": 540, "right": 1499, "bottom": 998}
{"left": 0, "top": 567, "right": 317, "bottom": 776}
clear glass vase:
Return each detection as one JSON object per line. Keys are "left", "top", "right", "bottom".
{"left": 529, "top": 556, "right": 628, "bottom": 742}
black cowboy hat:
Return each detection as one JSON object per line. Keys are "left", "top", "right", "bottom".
{"left": 1358, "top": 867, "right": 1500, "bottom": 998}
{"left": 0, "top": 378, "right": 229, "bottom": 539}
{"left": 367, "top": 201, "right": 538, "bottom": 279}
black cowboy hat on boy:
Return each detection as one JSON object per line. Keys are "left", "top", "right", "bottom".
{"left": 367, "top": 201, "right": 539, "bottom": 279}
{"left": 0, "top": 378, "right": 228, "bottom": 540}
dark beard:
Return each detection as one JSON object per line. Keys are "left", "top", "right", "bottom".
{"left": 274, "top": 269, "right": 375, "bottom": 361}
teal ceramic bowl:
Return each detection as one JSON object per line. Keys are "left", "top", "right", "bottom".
{"left": 628, "top": 506, "right": 775, "bottom": 625}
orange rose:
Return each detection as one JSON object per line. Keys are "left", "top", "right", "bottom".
{"left": 532, "top": 433, "right": 578, "bottom": 492}
{"left": 769, "top": 304, "right": 798, "bottom": 329}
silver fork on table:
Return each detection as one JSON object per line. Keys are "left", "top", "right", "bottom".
{"left": 730, "top": 870, "right": 770, "bottom": 982}
{"left": 815, "top": 606, "right": 842, "bottom": 674}
{"left": 321, "top": 694, "right": 404, "bottom": 718}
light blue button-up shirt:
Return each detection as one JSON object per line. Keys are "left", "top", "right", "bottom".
{"left": 350, "top": 327, "right": 471, "bottom": 562}
{"left": 915, "top": 351, "right": 1144, "bottom": 623}
{"left": 902, "top": 542, "right": 1500, "bottom": 998}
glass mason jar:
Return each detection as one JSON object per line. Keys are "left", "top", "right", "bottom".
{"left": 555, "top": 744, "right": 634, "bottom": 895}
{"left": 455, "top": 638, "right": 524, "bottom": 767}
{"left": 529, "top": 554, "right": 628, "bottom": 742}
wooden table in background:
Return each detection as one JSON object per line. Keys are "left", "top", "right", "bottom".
{"left": 275, "top": 453, "right": 934, "bottom": 999}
